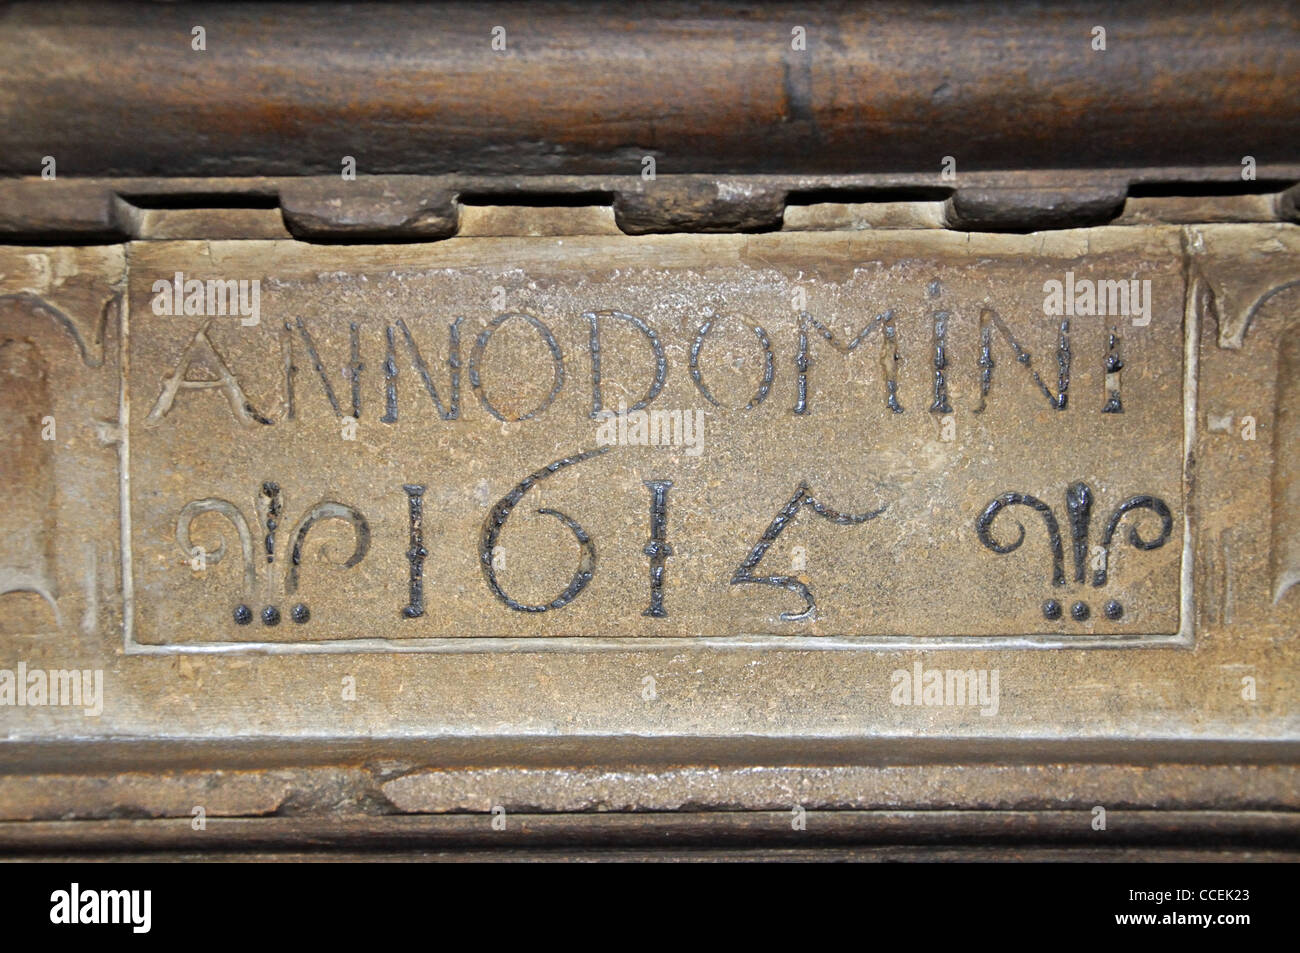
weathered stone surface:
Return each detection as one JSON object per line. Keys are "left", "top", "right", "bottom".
{"left": 124, "top": 229, "right": 1187, "bottom": 647}
{"left": 0, "top": 223, "right": 1296, "bottom": 818}
{"left": 0, "top": 770, "right": 290, "bottom": 821}
{"left": 0, "top": 245, "right": 125, "bottom": 646}
{"left": 380, "top": 763, "right": 1300, "bottom": 815}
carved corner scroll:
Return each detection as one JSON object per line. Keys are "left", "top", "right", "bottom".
{"left": 1190, "top": 224, "right": 1300, "bottom": 604}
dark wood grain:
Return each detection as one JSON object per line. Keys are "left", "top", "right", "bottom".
{"left": 1, "top": 1, "right": 1295, "bottom": 177}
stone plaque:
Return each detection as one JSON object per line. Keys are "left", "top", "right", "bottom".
{"left": 1, "top": 223, "right": 1297, "bottom": 828}
{"left": 123, "top": 230, "right": 1189, "bottom": 650}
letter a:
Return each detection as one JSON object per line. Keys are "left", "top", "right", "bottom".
{"left": 146, "top": 323, "right": 270, "bottom": 427}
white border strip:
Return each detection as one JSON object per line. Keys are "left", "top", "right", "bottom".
{"left": 121, "top": 264, "right": 1197, "bottom": 656}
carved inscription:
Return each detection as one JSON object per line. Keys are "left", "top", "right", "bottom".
{"left": 123, "top": 233, "right": 1188, "bottom": 647}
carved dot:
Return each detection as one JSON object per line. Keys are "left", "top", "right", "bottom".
{"left": 233, "top": 604, "right": 252, "bottom": 626}
{"left": 1071, "top": 601, "right": 1090, "bottom": 622}
{"left": 1042, "top": 599, "right": 1062, "bottom": 621}
{"left": 291, "top": 603, "right": 310, "bottom": 624}
{"left": 1104, "top": 600, "right": 1124, "bottom": 620}
{"left": 261, "top": 606, "right": 281, "bottom": 626}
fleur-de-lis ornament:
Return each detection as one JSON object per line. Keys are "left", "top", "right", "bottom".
{"left": 976, "top": 480, "right": 1173, "bottom": 622}
{"left": 177, "top": 481, "right": 370, "bottom": 626}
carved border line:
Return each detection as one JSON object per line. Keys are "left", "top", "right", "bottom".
{"left": 118, "top": 264, "right": 1197, "bottom": 655}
